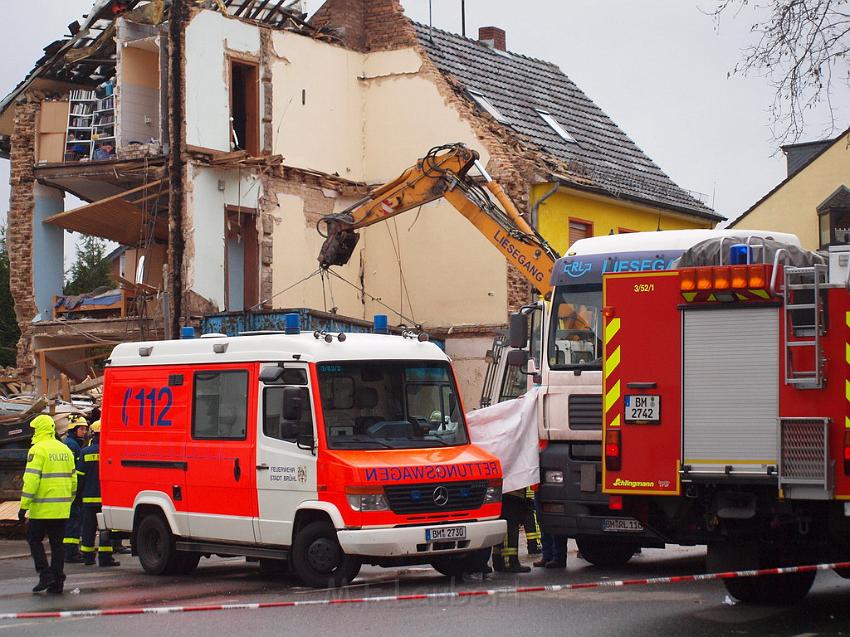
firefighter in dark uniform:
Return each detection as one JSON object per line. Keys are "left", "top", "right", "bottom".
{"left": 62, "top": 415, "right": 88, "bottom": 562}
{"left": 491, "top": 488, "right": 531, "bottom": 573}
{"left": 523, "top": 486, "right": 542, "bottom": 555}
{"left": 76, "top": 421, "right": 119, "bottom": 567}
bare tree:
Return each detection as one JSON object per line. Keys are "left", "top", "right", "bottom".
{"left": 712, "top": 0, "right": 850, "bottom": 143}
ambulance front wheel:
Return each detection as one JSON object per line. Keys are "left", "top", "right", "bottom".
{"left": 291, "top": 521, "right": 361, "bottom": 588}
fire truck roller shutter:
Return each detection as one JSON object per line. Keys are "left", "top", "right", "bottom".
{"left": 682, "top": 307, "right": 779, "bottom": 475}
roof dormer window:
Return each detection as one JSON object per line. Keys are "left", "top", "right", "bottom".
{"left": 468, "top": 89, "right": 509, "bottom": 124}
{"left": 535, "top": 108, "right": 577, "bottom": 144}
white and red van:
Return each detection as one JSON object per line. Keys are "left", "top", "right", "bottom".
{"left": 98, "top": 322, "right": 506, "bottom": 586}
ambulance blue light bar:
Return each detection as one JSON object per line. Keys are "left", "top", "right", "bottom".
{"left": 284, "top": 313, "right": 301, "bottom": 334}
{"left": 373, "top": 314, "right": 389, "bottom": 334}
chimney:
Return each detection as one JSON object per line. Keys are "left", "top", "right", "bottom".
{"left": 478, "top": 26, "right": 506, "bottom": 52}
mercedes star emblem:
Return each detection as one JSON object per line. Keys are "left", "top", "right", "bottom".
{"left": 432, "top": 486, "right": 449, "bottom": 507}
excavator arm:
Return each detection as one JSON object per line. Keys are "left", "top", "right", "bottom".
{"left": 317, "top": 144, "right": 560, "bottom": 294}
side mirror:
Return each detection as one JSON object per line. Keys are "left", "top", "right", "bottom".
{"left": 281, "top": 386, "right": 314, "bottom": 450}
{"left": 506, "top": 348, "right": 538, "bottom": 376}
{"left": 509, "top": 313, "right": 528, "bottom": 349}
{"left": 259, "top": 365, "right": 284, "bottom": 383}
{"left": 282, "top": 386, "right": 305, "bottom": 421}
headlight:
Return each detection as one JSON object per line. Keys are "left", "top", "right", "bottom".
{"left": 483, "top": 480, "right": 502, "bottom": 503}
{"left": 544, "top": 470, "right": 564, "bottom": 484}
{"left": 346, "top": 492, "right": 389, "bottom": 511}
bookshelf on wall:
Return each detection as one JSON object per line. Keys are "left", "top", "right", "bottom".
{"left": 65, "top": 89, "right": 116, "bottom": 161}
{"left": 65, "top": 90, "right": 95, "bottom": 161}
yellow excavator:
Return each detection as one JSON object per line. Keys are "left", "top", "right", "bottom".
{"left": 317, "top": 143, "right": 559, "bottom": 294}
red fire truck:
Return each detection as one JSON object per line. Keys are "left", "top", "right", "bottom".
{"left": 601, "top": 238, "right": 850, "bottom": 602}
{"left": 98, "top": 317, "right": 505, "bottom": 587}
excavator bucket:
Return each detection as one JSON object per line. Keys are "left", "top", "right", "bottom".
{"left": 318, "top": 229, "right": 360, "bottom": 268}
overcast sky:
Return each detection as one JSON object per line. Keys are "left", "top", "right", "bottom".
{"left": 2, "top": 0, "right": 849, "bottom": 262}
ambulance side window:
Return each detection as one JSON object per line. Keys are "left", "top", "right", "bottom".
{"left": 192, "top": 370, "right": 248, "bottom": 439}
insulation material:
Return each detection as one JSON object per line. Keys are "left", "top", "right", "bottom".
{"left": 675, "top": 237, "right": 823, "bottom": 269}
{"left": 466, "top": 388, "right": 540, "bottom": 492}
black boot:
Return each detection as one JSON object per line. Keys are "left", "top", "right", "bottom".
{"left": 99, "top": 558, "right": 120, "bottom": 567}
{"left": 32, "top": 574, "right": 55, "bottom": 593}
{"left": 504, "top": 557, "right": 531, "bottom": 573}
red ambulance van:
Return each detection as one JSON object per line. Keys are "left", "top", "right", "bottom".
{"left": 98, "top": 323, "right": 505, "bottom": 587}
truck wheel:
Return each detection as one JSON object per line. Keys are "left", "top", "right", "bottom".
{"left": 291, "top": 521, "right": 361, "bottom": 588}
{"left": 136, "top": 513, "right": 180, "bottom": 575}
{"left": 431, "top": 548, "right": 491, "bottom": 579}
{"left": 707, "top": 541, "right": 816, "bottom": 604}
{"left": 576, "top": 537, "right": 636, "bottom": 567}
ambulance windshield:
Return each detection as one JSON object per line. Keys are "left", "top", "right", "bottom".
{"left": 548, "top": 284, "right": 603, "bottom": 371}
{"left": 317, "top": 361, "right": 469, "bottom": 449}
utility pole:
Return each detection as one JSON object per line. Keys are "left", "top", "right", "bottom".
{"left": 461, "top": 0, "right": 466, "bottom": 37}
{"left": 167, "top": 0, "right": 188, "bottom": 338}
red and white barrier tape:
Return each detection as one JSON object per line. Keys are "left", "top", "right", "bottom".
{"left": 2, "top": 560, "right": 849, "bottom": 621}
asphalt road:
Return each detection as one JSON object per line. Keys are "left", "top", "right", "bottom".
{"left": 1, "top": 544, "right": 849, "bottom": 636}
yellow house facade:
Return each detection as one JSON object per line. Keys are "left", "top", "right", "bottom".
{"left": 731, "top": 129, "right": 850, "bottom": 250}
{"left": 534, "top": 185, "right": 714, "bottom": 256}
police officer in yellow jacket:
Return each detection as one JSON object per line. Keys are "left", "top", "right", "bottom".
{"left": 18, "top": 415, "right": 77, "bottom": 593}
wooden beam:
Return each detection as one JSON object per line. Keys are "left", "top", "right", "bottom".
{"left": 34, "top": 343, "right": 117, "bottom": 354}
{"left": 43, "top": 355, "right": 84, "bottom": 384}
{"left": 71, "top": 376, "right": 103, "bottom": 393}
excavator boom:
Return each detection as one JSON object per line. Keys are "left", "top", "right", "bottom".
{"left": 317, "top": 143, "right": 559, "bottom": 293}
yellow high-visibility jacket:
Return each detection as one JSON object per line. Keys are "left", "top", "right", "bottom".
{"left": 20, "top": 416, "right": 77, "bottom": 519}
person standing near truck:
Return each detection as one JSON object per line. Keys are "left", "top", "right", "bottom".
{"left": 62, "top": 415, "right": 88, "bottom": 562}
{"left": 18, "top": 415, "right": 77, "bottom": 593}
{"left": 76, "top": 421, "right": 119, "bottom": 567}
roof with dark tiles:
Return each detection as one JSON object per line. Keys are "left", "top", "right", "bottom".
{"left": 414, "top": 23, "right": 723, "bottom": 222}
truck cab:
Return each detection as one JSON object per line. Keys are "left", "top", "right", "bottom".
{"left": 99, "top": 322, "right": 505, "bottom": 587}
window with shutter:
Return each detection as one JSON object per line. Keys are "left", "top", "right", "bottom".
{"left": 569, "top": 218, "right": 593, "bottom": 246}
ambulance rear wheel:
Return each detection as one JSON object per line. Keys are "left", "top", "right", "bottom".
{"left": 576, "top": 537, "right": 637, "bottom": 567}
{"left": 291, "top": 521, "right": 361, "bottom": 588}
{"left": 136, "top": 513, "right": 179, "bottom": 575}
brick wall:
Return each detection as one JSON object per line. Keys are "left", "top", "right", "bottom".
{"left": 309, "top": 0, "right": 416, "bottom": 52}
{"left": 310, "top": 0, "right": 546, "bottom": 314}
{"left": 8, "top": 99, "right": 40, "bottom": 377}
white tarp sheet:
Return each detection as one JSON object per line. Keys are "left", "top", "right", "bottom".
{"left": 466, "top": 387, "right": 540, "bottom": 493}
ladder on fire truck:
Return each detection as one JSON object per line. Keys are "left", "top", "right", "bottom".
{"left": 782, "top": 263, "right": 828, "bottom": 389}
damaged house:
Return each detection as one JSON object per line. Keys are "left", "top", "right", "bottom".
{"left": 0, "top": 0, "right": 720, "bottom": 404}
